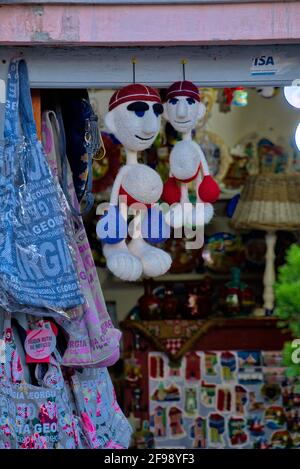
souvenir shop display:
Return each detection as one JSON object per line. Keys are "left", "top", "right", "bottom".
{"left": 147, "top": 350, "right": 300, "bottom": 449}
{"left": 225, "top": 132, "right": 294, "bottom": 190}
{"left": 122, "top": 312, "right": 296, "bottom": 449}
{"left": 186, "top": 278, "right": 213, "bottom": 319}
{"left": 138, "top": 281, "right": 162, "bottom": 321}
{"left": 194, "top": 129, "right": 233, "bottom": 184}
{"left": 162, "top": 80, "right": 220, "bottom": 232}
{"left": 162, "top": 237, "right": 202, "bottom": 274}
{"left": 96, "top": 83, "right": 172, "bottom": 281}
{"left": 216, "top": 87, "right": 248, "bottom": 113}
{"left": 219, "top": 268, "right": 255, "bottom": 316}
{"left": 231, "top": 173, "right": 300, "bottom": 313}
{"left": 202, "top": 233, "right": 245, "bottom": 274}
{"left": 2, "top": 51, "right": 300, "bottom": 452}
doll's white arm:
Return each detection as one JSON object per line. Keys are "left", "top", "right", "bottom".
{"left": 195, "top": 143, "right": 209, "bottom": 202}
{"left": 109, "top": 165, "right": 130, "bottom": 206}
{"left": 196, "top": 143, "right": 210, "bottom": 177}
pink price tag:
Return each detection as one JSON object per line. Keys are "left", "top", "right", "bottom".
{"left": 25, "top": 327, "right": 56, "bottom": 363}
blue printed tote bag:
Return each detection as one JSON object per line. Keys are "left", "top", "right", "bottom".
{"left": 0, "top": 58, "right": 83, "bottom": 311}
{"left": 0, "top": 312, "right": 83, "bottom": 449}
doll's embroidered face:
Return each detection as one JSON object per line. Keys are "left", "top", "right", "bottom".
{"left": 164, "top": 96, "right": 205, "bottom": 134}
{"left": 105, "top": 100, "right": 163, "bottom": 152}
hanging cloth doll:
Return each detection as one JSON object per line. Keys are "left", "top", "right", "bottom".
{"left": 96, "top": 84, "right": 172, "bottom": 282}
{"left": 161, "top": 81, "right": 220, "bottom": 232}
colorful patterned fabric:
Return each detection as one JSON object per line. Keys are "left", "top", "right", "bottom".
{"left": 68, "top": 368, "right": 132, "bottom": 449}
{"left": 0, "top": 313, "right": 83, "bottom": 449}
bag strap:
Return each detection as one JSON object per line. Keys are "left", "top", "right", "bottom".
{"left": 4, "top": 58, "right": 38, "bottom": 142}
{"left": 55, "top": 100, "right": 97, "bottom": 217}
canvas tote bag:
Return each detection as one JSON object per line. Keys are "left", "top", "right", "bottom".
{"left": 0, "top": 58, "right": 83, "bottom": 313}
{"left": 0, "top": 312, "right": 83, "bottom": 449}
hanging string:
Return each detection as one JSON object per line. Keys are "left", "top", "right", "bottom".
{"left": 181, "top": 59, "right": 187, "bottom": 81}
{"left": 132, "top": 57, "right": 136, "bottom": 84}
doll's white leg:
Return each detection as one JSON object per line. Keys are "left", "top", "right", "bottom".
{"left": 103, "top": 239, "right": 143, "bottom": 281}
{"left": 128, "top": 237, "right": 172, "bottom": 278}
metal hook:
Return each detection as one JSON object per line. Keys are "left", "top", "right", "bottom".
{"left": 181, "top": 59, "right": 187, "bottom": 81}
{"left": 131, "top": 57, "right": 137, "bottom": 84}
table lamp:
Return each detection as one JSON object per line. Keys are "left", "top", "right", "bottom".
{"left": 231, "top": 173, "right": 300, "bottom": 314}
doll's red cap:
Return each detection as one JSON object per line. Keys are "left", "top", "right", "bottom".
{"left": 165, "top": 81, "right": 200, "bottom": 102}
{"left": 109, "top": 84, "right": 161, "bottom": 111}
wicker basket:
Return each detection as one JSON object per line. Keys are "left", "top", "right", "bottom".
{"left": 230, "top": 174, "right": 300, "bottom": 231}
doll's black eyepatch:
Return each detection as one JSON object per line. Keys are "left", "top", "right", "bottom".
{"left": 127, "top": 102, "right": 149, "bottom": 112}
{"left": 153, "top": 103, "right": 164, "bottom": 116}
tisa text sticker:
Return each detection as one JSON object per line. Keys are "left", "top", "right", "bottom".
{"left": 25, "top": 323, "right": 56, "bottom": 363}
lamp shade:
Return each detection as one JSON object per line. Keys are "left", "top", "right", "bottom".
{"left": 231, "top": 174, "right": 300, "bottom": 231}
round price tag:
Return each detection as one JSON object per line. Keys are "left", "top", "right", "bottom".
{"left": 25, "top": 327, "right": 56, "bottom": 361}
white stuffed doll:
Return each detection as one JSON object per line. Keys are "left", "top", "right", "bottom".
{"left": 162, "top": 81, "right": 220, "bottom": 230}
{"left": 96, "top": 84, "right": 172, "bottom": 281}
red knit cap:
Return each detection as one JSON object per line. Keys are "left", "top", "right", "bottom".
{"left": 109, "top": 84, "right": 161, "bottom": 111}
{"left": 165, "top": 81, "right": 200, "bottom": 102}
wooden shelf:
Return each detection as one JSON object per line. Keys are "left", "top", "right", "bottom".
{"left": 97, "top": 267, "right": 262, "bottom": 287}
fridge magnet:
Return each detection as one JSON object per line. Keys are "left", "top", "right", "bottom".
{"left": 282, "top": 379, "right": 300, "bottom": 408}
{"left": 190, "top": 417, "right": 206, "bottom": 448}
{"left": 248, "top": 391, "right": 265, "bottom": 412}
{"left": 261, "top": 383, "right": 281, "bottom": 403}
{"left": 292, "top": 433, "right": 300, "bottom": 448}
{"left": 208, "top": 413, "right": 225, "bottom": 448}
{"left": 217, "top": 386, "right": 234, "bottom": 413}
{"left": 263, "top": 367, "right": 286, "bottom": 385}
{"left": 151, "top": 383, "right": 180, "bottom": 403}
{"left": 228, "top": 417, "right": 248, "bottom": 447}
{"left": 262, "top": 351, "right": 283, "bottom": 367}
{"left": 124, "top": 353, "right": 143, "bottom": 387}
{"left": 235, "top": 385, "right": 248, "bottom": 414}
{"left": 168, "top": 361, "right": 182, "bottom": 379}
{"left": 149, "top": 354, "right": 165, "bottom": 379}
{"left": 247, "top": 417, "right": 265, "bottom": 437}
{"left": 238, "top": 350, "right": 261, "bottom": 368}
{"left": 285, "top": 408, "right": 300, "bottom": 433}
{"left": 237, "top": 351, "right": 263, "bottom": 384}
{"left": 184, "top": 387, "right": 198, "bottom": 417}
{"left": 252, "top": 438, "right": 270, "bottom": 449}
{"left": 204, "top": 352, "right": 218, "bottom": 376}
{"left": 185, "top": 352, "right": 201, "bottom": 381}
{"left": 201, "top": 381, "right": 216, "bottom": 408}
{"left": 168, "top": 407, "right": 185, "bottom": 438}
{"left": 264, "top": 406, "right": 286, "bottom": 430}
{"left": 150, "top": 406, "right": 167, "bottom": 438}
{"left": 220, "top": 352, "right": 237, "bottom": 381}
{"left": 270, "top": 430, "right": 293, "bottom": 449}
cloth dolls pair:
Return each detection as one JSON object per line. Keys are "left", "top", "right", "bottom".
{"left": 97, "top": 81, "right": 220, "bottom": 282}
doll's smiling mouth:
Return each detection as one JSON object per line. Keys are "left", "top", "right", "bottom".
{"left": 135, "top": 135, "right": 155, "bottom": 141}
{"left": 174, "top": 120, "right": 191, "bottom": 124}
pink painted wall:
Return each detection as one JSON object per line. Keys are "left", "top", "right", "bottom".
{"left": 0, "top": 3, "right": 300, "bottom": 45}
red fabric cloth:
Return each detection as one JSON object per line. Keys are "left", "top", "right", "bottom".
{"left": 165, "top": 80, "right": 200, "bottom": 102}
{"left": 109, "top": 84, "right": 161, "bottom": 111}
